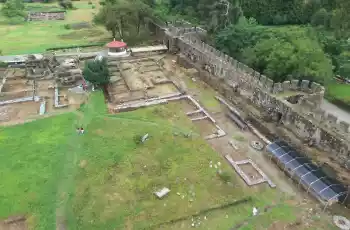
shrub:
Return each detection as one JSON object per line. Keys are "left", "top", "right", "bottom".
{"left": 88, "top": 0, "right": 92, "bottom": 4}
{"left": 0, "top": 62, "right": 8, "bottom": 68}
{"left": 133, "top": 134, "right": 142, "bottom": 145}
{"left": 91, "top": 4, "right": 95, "bottom": 9}
{"left": 1, "top": 0, "right": 26, "bottom": 19}
{"left": 218, "top": 171, "right": 232, "bottom": 183}
{"left": 64, "top": 24, "right": 71, "bottom": 30}
{"left": 7, "top": 16, "right": 25, "bottom": 25}
{"left": 59, "top": 0, "right": 73, "bottom": 9}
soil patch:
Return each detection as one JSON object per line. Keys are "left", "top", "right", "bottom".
{"left": 240, "top": 163, "right": 264, "bottom": 181}
{"left": 0, "top": 216, "right": 28, "bottom": 230}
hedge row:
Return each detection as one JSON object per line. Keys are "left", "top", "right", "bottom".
{"left": 46, "top": 42, "right": 106, "bottom": 51}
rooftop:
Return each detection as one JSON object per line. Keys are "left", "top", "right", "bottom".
{"left": 106, "top": 40, "right": 127, "bottom": 48}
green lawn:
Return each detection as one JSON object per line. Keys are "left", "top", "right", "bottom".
{"left": 326, "top": 83, "right": 350, "bottom": 104}
{"left": 0, "top": 2, "right": 110, "bottom": 55}
{"left": 0, "top": 92, "right": 337, "bottom": 229}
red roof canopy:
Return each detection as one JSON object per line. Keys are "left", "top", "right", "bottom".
{"left": 106, "top": 40, "right": 127, "bottom": 48}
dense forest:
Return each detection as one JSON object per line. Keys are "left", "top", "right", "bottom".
{"left": 147, "top": 0, "right": 350, "bottom": 106}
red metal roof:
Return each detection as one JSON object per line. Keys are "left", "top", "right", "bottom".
{"left": 106, "top": 40, "right": 127, "bottom": 48}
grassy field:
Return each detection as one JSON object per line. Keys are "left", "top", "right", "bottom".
{"left": 0, "top": 92, "right": 339, "bottom": 229}
{"left": 326, "top": 83, "right": 350, "bottom": 105}
{"left": 0, "top": 2, "right": 110, "bottom": 55}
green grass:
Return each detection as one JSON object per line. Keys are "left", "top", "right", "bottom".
{"left": 0, "top": 113, "right": 76, "bottom": 229}
{"left": 0, "top": 92, "right": 336, "bottom": 229}
{"left": 326, "top": 83, "right": 350, "bottom": 104}
{"left": 182, "top": 75, "right": 221, "bottom": 113}
{"left": 0, "top": 2, "right": 110, "bottom": 55}
{"left": 25, "top": 3, "right": 64, "bottom": 12}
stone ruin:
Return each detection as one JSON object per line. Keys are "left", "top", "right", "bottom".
{"left": 27, "top": 11, "right": 65, "bottom": 21}
{"left": 25, "top": 54, "right": 83, "bottom": 86}
{"left": 147, "top": 19, "right": 350, "bottom": 172}
{"left": 53, "top": 58, "right": 83, "bottom": 85}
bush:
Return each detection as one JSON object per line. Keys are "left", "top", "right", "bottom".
{"left": 0, "top": 62, "right": 8, "bottom": 68}
{"left": 133, "top": 134, "right": 142, "bottom": 145}
{"left": 59, "top": 0, "right": 73, "bottom": 9}
{"left": 64, "top": 24, "right": 71, "bottom": 30}
{"left": 1, "top": 0, "right": 26, "bottom": 19}
{"left": 218, "top": 171, "right": 232, "bottom": 183}
{"left": 91, "top": 4, "right": 95, "bottom": 9}
{"left": 7, "top": 16, "right": 25, "bottom": 25}
{"left": 88, "top": 0, "right": 92, "bottom": 4}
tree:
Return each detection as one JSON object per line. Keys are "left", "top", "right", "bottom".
{"left": 311, "top": 8, "right": 331, "bottom": 28}
{"left": 83, "top": 58, "right": 110, "bottom": 99}
{"left": 330, "top": 0, "right": 350, "bottom": 38}
{"left": 1, "top": 0, "right": 25, "bottom": 19}
{"left": 242, "top": 37, "right": 333, "bottom": 83}
{"left": 95, "top": 0, "right": 150, "bottom": 39}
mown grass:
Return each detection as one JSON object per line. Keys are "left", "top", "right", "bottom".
{"left": 0, "top": 92, "right": 335, "bottom": 229}
{"left": 326, "top": 83, "right": 350, "bottom": 104}
{"left": 0, "top": 2, "right": 110, "bottom": 55}
{"left": 0, "top": 113, "right": 76, "bottom": 229}
{"left": 182, "top": 75, "right": 221, "bottom": 113}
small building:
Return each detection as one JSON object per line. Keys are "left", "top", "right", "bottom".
{"left": 106, "top": 40, "right": 129, "bottom": 57}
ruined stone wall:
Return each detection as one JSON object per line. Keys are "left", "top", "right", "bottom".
{"left": 148, "top": 19, "right": 350, "bottom": 168}
{"left": 27, "top": 11, "right": 65, "bottom": 21}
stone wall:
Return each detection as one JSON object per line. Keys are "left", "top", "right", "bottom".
{"left": 27, "top": 11, "right": 65, "bottom": 21}
{"left": 148, "top": 19, "right": 350, "bottom": 169}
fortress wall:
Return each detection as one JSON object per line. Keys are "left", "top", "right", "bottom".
{"left": 148, "top": 19, "right": 350, "bottom": 168}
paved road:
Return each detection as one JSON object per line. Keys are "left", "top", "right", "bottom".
{"left": 321, "top": 99, "right": 350, "bottom": 124}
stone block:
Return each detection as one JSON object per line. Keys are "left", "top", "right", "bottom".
{"left": 266, "top": 78, "right": 274, "bottom": 92}
{"left": 254, "top": 71, "right": 260, "bottom": 79}
{"left": 310, "top": 82, "right": 321, "bottom": 92}
{"left": 273, "top": 82, "right": 283, "bottom": 94}
{"left": 339, "top": 121, "right": 350, "bottom": 133}
{"left": 247, "top": 67, "right": 254, "bottom": 75}
{"left": 326, "top": 113, "right": 338, "bottom": 126}
{"left": 291, "top": 79, "right": 299, "bottom": 90}
{"left": 313, "top": 109, "right": 326, "bottom": 121}
{"left": 259, "top": 75, "right": 267, "bottom": 88}
{"left": 282, "top": 81, "right": 291, "bottom": 91}
{"left": 301, "top": 80, "right": 310, "bottom": 92}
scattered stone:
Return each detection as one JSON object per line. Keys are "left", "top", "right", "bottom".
{"left": 192, "top": 77, "right": 196, "bottom": 82}
{"left": 141, "top": 133, "right": 149, "bottom": 143}
{"left": 154, "top": 187, "right": 170, "bottom": 199}
{"left": 79, "top": 160, "right": 87, "bottom": 168}
{"left": 253, "top": 207, "right": 258, "bottom": 216}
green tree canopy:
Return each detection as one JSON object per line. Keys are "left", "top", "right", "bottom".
{"left": 1, "top": 0, "right": 25, "bottom": 19}
{"left": 215, "top": 25, "right": 333, "bottom": 83}
{"left": 83, "top": 58, "right": 110, "bottom": 86}
{"left": 95, "top": 0, "right": 151, "bottom": 39}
